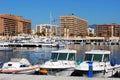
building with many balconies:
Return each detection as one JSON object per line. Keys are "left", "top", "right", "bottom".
{"left": 96, "top": 23, "right": 120, "bottom": 37}
{"left": 0, "top": 14, "right": 31, "bottom": 36}
{"left": 59, "top": 15, "right": 88, "bottom": 38}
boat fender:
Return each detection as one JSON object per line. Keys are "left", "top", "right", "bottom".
{"left": 40, "top": 69, "right": 48, "bottom": 74}
{"left": 110, "top": 58, "right": 116, "bottom": 66}
{"left": 88, "top": 62, "right": 93, "bottom": 78}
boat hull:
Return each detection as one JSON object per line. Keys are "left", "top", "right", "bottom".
{"left": 40, "top": 68, "right": 74, "bottom": 76}
{"left": 0, "top": 65, "right": 39, "bottom": 74}
{"left": 72, "top": 69, "right": 118, "bottom": 78}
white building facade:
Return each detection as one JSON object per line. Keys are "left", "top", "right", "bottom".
{"left": 87, "top": 27, "right": 95, "bottom": 36}
{"left": 35, "top": 24, "right": 58, "bottom": 37}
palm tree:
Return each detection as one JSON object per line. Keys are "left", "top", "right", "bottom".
{"left": 69, "top": 33, "right": 74, "bottom": 37}
{"left": 78, "top": 33, "right": 83, "bottom": 37}
{"left": 89, "top": 33, "right": 94, "bottom": 37}
{"left": 41, "top": 30, "right": 45, "bottom": 36}
{"left": 10, "top": 32, "right": 15, "bottom": 36}
{"left": 107, "top": 31, "right": 111, "bottom": 37}
{"left": 52, "top": 32, "right": 56, "bottom": 37}
{"left": 36, "top": 32, "right": 42, "bottom": 36}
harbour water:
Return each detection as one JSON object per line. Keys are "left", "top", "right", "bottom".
{"left": 0, "top": 44, "right": 120, "bottom": 66}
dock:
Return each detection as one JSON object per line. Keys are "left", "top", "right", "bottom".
{"left": 0, "top": 74, "right": 119, "bottom": 80}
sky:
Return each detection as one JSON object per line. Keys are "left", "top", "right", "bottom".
{"left": 0, "top": 0, "right": 120, "bottom": 29}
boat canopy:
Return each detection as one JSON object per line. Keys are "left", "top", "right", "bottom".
{"left": 51, "top": 49, "right": 77, "bottom": 53}
{"left": 85, "top": 50, "right": 110, "bottom": 54}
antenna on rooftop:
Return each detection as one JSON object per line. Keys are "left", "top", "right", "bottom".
{"left": 71, "top": 13, "right": 74, "bottom": 15}
{"left": 67, "top": 13, "right": 75, "bottom": 16}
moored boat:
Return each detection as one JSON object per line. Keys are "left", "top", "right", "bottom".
{"left": 74, "top": 50, "right": 120, "bottom": 77}
{"left": 0, "top": 42, "right": 13, "bottom": 51}
{"left": 39, "top": 49, "right": 77, "bottom": 76}
{"left": 0, "top": 58, "right": 39, "bottom": 74}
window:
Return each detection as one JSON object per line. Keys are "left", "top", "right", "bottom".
{"left": 84, "top": 54, "right": 92, "bottom": 61}
{"left": 8, "top": 64, "right": 12, "bottom": 66}
{"left": 20, "top": 65, "right": 26, "bottom": 67}
{"left": 103, "top": 54, "right": 110, "bottom": 62}
{"left": 68, "top": 53, "right": 75, "bottom": 61}
{"left": 58, "top": 53, "right": 67, "bottom": 60}
{"left": 93, "top": 54, "right": 102, "bottom": 62}
{"left": 51, "top": 53, "right": 58, "bottom": 61}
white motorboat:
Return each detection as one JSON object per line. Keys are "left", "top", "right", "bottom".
{"left": 74, "top": 50, "right": 120, "bottom": 77}
{"left": 40, "top": 49, "right": 77, "bottom": 76}
{"left": 0, "top": 58, "right": 39, "bottom": 74}
{"left": 0, "top": 42, "right": 13, "bottom": 51}
{"left": 41, "top": 42, "right": 57, "bottom": 47}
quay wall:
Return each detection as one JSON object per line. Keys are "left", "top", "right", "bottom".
{"left": 0, "top": 74, "right": 119, "bottom": 80}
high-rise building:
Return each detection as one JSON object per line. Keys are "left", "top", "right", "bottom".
{"left": 59, "top": 15, "right": 88, "bottom": 37}
{"left": 96, "top": 23, "right": 120, "bottom": 37}
{"left": 0, "top": 14, "right": 31, "bottom": 36}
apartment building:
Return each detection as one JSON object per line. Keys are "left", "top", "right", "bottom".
{"left": 96, "top": 23, "right": 120, "bottom": 37}
{"left": 0, "top": 14, "right": 31, "bottom": 36}
{"left": 60, "top": 15, "right": 88, "bottom": 37}
{"left": 36, "top": 24, "right": 57, "bottom": 37}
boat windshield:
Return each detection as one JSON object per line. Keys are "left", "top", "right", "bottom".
{"left": 51, "top": 52, "right": 75, "bottom": 61}
{"left": 58, "top": 53, "right": 67, "bottom": 60}
{"left": 84, "top": 54, "right": 103, "bottom": 62}
{"left": 93, "top": 54, "right": 102, "bottom": 62}
{"left": 85, "top": 54, "right": 92, "bottom": 61}
{"left": 103, "top": 54, "right": 110, "bottom": 62}
{"left": 51, "top": 53, "right": 58, "bottom": 61}
{"left": 51, "top": 53, "right": 68, "bottom": 61}
{"left": 68, "top": 53, "right": 75, "bottom": 61}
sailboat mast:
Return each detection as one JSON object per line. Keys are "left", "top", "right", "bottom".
{"left": 50, "top": 12, "right": 52, "bottom": 38}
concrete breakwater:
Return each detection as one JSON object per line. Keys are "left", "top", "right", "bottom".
{"left": 0, "top": 74, "right": 120, "bottom": 80}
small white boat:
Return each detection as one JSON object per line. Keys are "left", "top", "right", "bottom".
{"left": 41, "top": 42, "right": 57, "bottom": 47}
{"left": 40, "top": 49, "right": 77, "bottom": 76}
{"left": 51, "top": 42, "right": 65, "bottom": 49}
{"left": 74, "top": 50, "right": 120, "bottom": 77}
{"left": 0, "top": 58, "right": 39, "bottom": 74}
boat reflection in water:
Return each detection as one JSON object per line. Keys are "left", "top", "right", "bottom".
{"left": 0, "top": 47, "right": 13, "bottom": 68}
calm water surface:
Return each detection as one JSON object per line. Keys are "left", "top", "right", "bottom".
{"left": 0, "top": 44, "right": 120, "bottom": 67}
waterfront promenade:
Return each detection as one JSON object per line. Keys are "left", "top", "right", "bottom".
{"left": 0, "top": 74, "right": 119, "bottom": 80}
